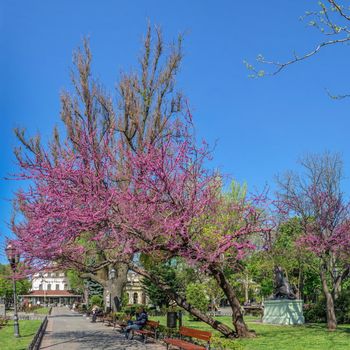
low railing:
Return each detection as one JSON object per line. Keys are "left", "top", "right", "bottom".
{"left": 27, "top": 316, "right": 48, "bottom": 350}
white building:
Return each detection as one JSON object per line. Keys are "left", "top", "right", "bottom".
{"left": 21, "top": 271, "right": 82, "bottom": 306}
{"left": 125, "top": 271, "right": 149, "bottom": 305}
{"left": 31, "top": 271, "right": 70, "bottom": 291}
{"left": 22, "top": 270, "right": 148, "bottom": 307}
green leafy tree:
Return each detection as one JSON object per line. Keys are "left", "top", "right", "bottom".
{"left": 0, "top": 264, "right": 31, "bottom": 307}
{"left": 141, "top": 255, "right": 181, "bottom": 308}
{"left": 67, "top": 270, "right": 84, "bottom": 294}
{"left": 246, "top": 218, "right": 320, "bottom": 302}
{"left": 186, "top": 283, "right": 209, "bottom": 316}
{"left": 203, "top": 278, "right": 225, "bottom": 311}
{"left": 89, "top": 294, "right": 103, "bottom": 307}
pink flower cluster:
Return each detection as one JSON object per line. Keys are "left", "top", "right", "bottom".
{"left": 11, "top": 118, "right": 267, "bottom": 273}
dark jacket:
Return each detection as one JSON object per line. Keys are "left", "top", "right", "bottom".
{"left": 135, "top": 311, "right": 148, "bottom": 326}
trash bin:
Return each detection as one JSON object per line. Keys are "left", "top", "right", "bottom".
{"left": 178, "top": 310, "right": 183, "bottom": 328}
{"left": 167, "top": 311, "right": 178, "bottom": 328}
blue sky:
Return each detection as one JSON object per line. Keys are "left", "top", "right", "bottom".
{"left": 1, "top": 0, "right": 350, "bottom": 262}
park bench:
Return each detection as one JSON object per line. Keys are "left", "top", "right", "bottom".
{"left": 88, "top": 309, "right": 105, "bottom": 323}
{"left": 0, "top": 316, "right": 8, "bottom": 329}
{"left": 164, "top": 326, "right": 212, "bottom": 350}
{"left": 102, "top": 313, "right": 115, "bottom": 327}
{"left": 114, "top": 318, "right": 128, "bottom": 332}
{"left": 132, "top": 320, "right": 160, "bottom": 343}
{"left": 243, "top": 305, "right": 263, "bottom": 317}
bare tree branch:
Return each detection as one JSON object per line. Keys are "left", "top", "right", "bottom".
{"left": 245, "top": 1, "right": 350, "bottom": 81}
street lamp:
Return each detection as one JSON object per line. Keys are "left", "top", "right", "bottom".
{"left": 5, "top": 243, "right": 20, "bottom": 338}
{"left": 108, "top": 268, "right": 116, "bottom": 312}
{"left": 109, "top": 268, "right": 116, "bottom": 280}
{"left": 39, "top": 273, "right": 47, "bottom": 306}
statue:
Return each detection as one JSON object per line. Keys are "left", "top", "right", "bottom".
{"left": 273, "top": 266, "right": 296, "bottom": 300}
{"left": 262, "top": 266, "right": 304, "bottom": 325}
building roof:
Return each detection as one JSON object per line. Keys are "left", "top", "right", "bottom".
{"left": 21, "top": 290, "right": 81, "bottom": 297}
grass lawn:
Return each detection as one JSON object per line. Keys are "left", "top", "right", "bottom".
{"left": 33, "top": 307, "right": 51, "bottom": 315}
{"left": 0, "top": 320, "right": 42, "bottom": 350}
{"left": 151, "top": 315, "right": 350, "bottom": 350}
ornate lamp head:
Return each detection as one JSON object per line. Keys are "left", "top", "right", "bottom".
{"left": 109, "top": 268, "right": 116, "bottom": 280}
{"left": 5, "top": 242, "right": 20, "bottom": 270}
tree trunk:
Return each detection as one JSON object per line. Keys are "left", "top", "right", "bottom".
{"left": 297, "top": 265, "right": 302, "bottom": 300}
{"left": 81, "top": 264, "right": 128, "bottom": 312}
{"left": 321, "top": 270, "right": 337, "bottom": 330}
{"left": 209, "top": 265, "right": 255, "bottom": 338}
{"left": 109, "top": 263, "right": 128, "bottom": 312}
{"left": 333, "top": 265, "right": 349, "bottom": 301}
{"left": 130, "top": 263, "right": 237, "bottom": 338}
{"left": 244, "top": 274, "right": 249, "bottom": 304}
{"left": 83, "top": 284, "right": 89, "bottom": 306}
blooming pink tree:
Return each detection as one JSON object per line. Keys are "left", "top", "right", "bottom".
{"left": 10, "top": 31, "right": 268, "bottom": 338}
{"left": 12, "top": 117, "right": 264, "bottom": 337}
{"left": 277, "top": 152, "right": 350, "bottom": 330}
{"left": 11, "top": 27, "right": 185, "bottom": 310}
{"left": 114, "top": 128, "right": 269, "bottom": 337}
{"left": 13, "top": 118, "right": 267, "bottom": 337}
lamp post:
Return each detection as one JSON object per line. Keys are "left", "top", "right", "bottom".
{"left": 5, "top": 243, "right": 20, "bottom": 338}
{"left": 109, "top": 268, "right": 116, "bottom": 312}
{"left": 39, "top": 274, "right": 47, "bottom": 307}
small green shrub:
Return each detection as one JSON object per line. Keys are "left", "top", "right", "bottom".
{"left": 89, "top": 295, "right": 103, "bottom": 307}
{"left": 157, "top": 325, "right": 180, "bottom": 337}
{"left": 186, "top": 283, "right": 209, "bottom": 320}
{"left": 304, "top": 290, "right": 350, "bottom": 324}
{"left": 122, "top": 304, "right": 148, "bottom": 315}
{"left": 304, "top": 300, "right": 326, "bottom": 323}
{"left": 335, "top": 288, "right": 350, "bottom": 324}
{"left": 211, "top": 335, "right": 245, "bottom": 350}
{"left": 121, "top": 292, "right": 129, "bottom": 308}
{"left": 114, "top": 311, "right": 127, "bottom": 321}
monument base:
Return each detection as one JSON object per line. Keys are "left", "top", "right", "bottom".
{"left": 263, "top": 299, "right": 304, "bottom": 325}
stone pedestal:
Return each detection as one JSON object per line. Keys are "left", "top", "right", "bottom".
{"left": 262, "top": 299, "right": 304, "bottom": 325}
{"left": 0, "top": 304, "right": 5, "bottom": 318}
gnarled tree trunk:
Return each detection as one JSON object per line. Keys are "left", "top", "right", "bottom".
{"left": 209, "top": 265, "right": 255, "bottom": 338}
{"left": 321, "top": 270, "right": 337, "bottom": 330}
{"left": 109, "top": 263, "right": 128, "bottom": 312}
{"left": 81, "top": 264, "right": 128, "bottom": 312}
{"left": 130, "top": 263, "right": 237, "bottom": 338}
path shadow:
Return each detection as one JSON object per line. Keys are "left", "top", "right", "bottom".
{"left": 49, "top": 314, "right": 82, "bottom": 318}
{"left": 40, "top": 330, "right": 148, "bottom": 349}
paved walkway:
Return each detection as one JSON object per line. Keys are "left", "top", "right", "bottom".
{"left": 40, "top": 307, "right": 165, "bottom": 350}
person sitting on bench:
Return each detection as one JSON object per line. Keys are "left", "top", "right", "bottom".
{"left": 91, "top": 304, "right": 101, "bottom": 323}
{"left": 125, "top": 307, "right": 148, "bottom": 339}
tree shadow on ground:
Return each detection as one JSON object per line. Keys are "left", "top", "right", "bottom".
{"left": 40, "top": 330, "right": 153, "bottom": 349}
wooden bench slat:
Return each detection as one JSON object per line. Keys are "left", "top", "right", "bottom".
{"left": 164, "top": 326, "right": 212, "bottom": 350}
{"left": 179, "top": 326, "right": 212, "bottom": 341}
{"left": 134, "top": 329, "right": 154, "bottom": 335}
{"left": 164, "top": 338, "right": 206, "bottom": 350}
{"left": 130, "top": 319, "right": 160, "bottom": 344}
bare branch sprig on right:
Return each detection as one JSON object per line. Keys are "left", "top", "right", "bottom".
{"left": 244, "top": 1, "right": 350, "bottom": 78}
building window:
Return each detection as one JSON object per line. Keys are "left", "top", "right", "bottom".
{"left": 56, "top": 284, "right": 60, "bottom": 290}
{"left": 133, "top": 292, "right": 138, "bottom": 304}
{"left": 39, "top": 284, "right": 43, "bottom": 290}
{"left": 47, "top": 284, "right": 51, "bottom": 290}
{"left": 64, "top": 284, "right": 68, "bottom": 290}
